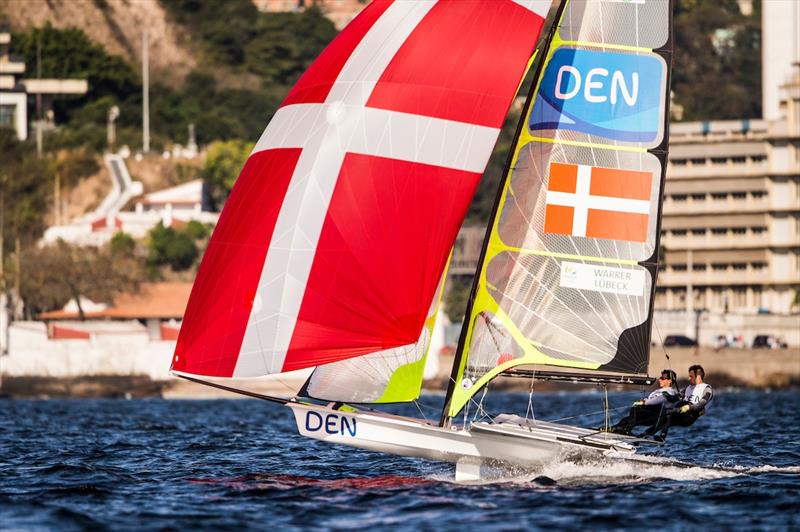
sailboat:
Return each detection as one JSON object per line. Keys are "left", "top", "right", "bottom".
{"left": 172, "top": 0, "right": 674, "bottom": 481}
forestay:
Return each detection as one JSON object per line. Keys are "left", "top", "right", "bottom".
{"left": 172, "top": 0, "right": 551, "bottom": 379}
{"left": 444, "top": 0, "right": 674, "bottom": 420}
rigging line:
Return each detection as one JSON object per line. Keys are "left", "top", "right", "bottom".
{"left": 544, "top": 404, "right": 629, "bottom": 424}
{"left": 472, "top": 386, "right": 489, "bottom": 423}
{"left": 603, "top": 384, "right": 611, "bottom": 433}
{"left": 444, "top": 372, "right": 500, "bottom": 427}
{"left": 173, "top": 373, "right": 291, "bottom": 404}
{"left": 524, "top": 367, "right": 536, "bottom": 425}
{"left": 413, "top": 400, "right": 429, "bottom": 424}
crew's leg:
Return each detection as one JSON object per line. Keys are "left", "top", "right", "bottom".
{"left": 670, "top": 411, "right": 699, "bottom": 427}
{"left": 610, "top": 407, "right": 638, "bottom": 434}
{"left": 611, "top": 405, "right": 661, "bottom": 434}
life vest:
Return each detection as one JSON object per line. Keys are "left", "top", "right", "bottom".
{"left": 684, "top": 383, "right": 713, "bottom": 411}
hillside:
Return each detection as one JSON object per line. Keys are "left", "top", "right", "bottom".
{"left": 0, "top": 0, "right": 197, "bottom": 84}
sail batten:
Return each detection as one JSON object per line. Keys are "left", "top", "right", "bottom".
{"left": 442, "top": 0, "right": 674, "bottom": 423}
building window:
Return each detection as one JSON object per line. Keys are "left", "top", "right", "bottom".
{"left": 751, "top": 190, "right": 766, "bottom": 199}
{"left": 732, "top": 227, "right": 747, "bottom": 235}
{"left": 732, "top": 263, "right": 747, "bottom": 270}
{"left": 690, "top": 193, "right": 706, "bottom": 201}
{"left": 691, "top": 228, "right": 706, "bottom": 236}
{"left": 673, "top": 264, "right": 687, "bottom": 272}
{"left": 690, "top": 158, "right": 706, "bottom": 165}
{"left": 751, "top": 155, "right": 766, "bottom": 163}
{"left": 693, "top": 264, "right": 707, "bottom": 271}
{"left": 671, "top": 159, "right": 688, "bottom": 166}
{"left": 711, "top": 227, "right": 727, "bottom": 235}
{"left": 711, "top": 192, "right": 727, "bottom": 200}
{"left": 0, "top": 105, "right": 15, "bottom": 128}
{"left": 712, "top": 263, "right": 728, "bottom": 271}
{"left": 752, "top": 262, "right": 766, "bottom": 270}
{"left": 732, "top": 287, "right": 747, "bottom": 307}
{"left": 711, "top": 157, "right": 727, "bottom": 164}
{"left": 752, "top": 226, "right": 766, "bottom": 234}
{"left": 731, "top": 192, "right": 746, "bottom": 200}
{"left": 672, "top": 229, "right": 687, "bottom": 236}
{"left": 731, "top": 156, "right": 746, "bottom": 164}
{"left": 672, "top": 194, "right": 688, "bottom": 202}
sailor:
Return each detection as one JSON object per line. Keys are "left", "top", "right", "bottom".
{"left": 670, "top": 364, "right": 714, "bottom": 427}
{"left": 610, "top": 369, "right": 679, "bottom": 435}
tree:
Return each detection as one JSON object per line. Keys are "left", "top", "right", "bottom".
{"left": 0, "top": 128, "right": 52, "bottom": 247}
{"left": 184, "top": 220, "right": 211, "bottom": 240}
{"left": 201, "top": 139, "right": 253, "bottom": 208}
{"left": 444, "top": 276, "right": 473, "bottom": 324}
{"left": 672, "top": 0, "right": 761, "bottom": 120}
{"left": 147, "top": 224, "right": 198, "bottom": 272}
{"left": 110, "top": 231, "right": 136, "bottom": 257}
{"left": 19, "top": 239, "right": 141, "bottom": 319}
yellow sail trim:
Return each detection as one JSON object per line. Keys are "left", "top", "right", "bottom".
{"left": 558, "top": 39, "right": 651, "bottom": 53}
{"left": 447, "top": 2, "right": 658, "bottom": 418}
{"left": 375, "top": 312, "right": 438, "bottom": 403}
{"left": 375, "top": 254, "right": 451, "bottom": 403}
{"left": 526, "top": 135, "right": 647, "bottom": 153}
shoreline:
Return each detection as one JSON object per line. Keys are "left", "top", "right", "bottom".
{"left": 2, "top": 347, "right": 798, "bottom": 399}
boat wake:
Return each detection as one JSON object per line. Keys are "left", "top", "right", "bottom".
{"left": 435, "top": 454, "right": 800, "bottom": 487}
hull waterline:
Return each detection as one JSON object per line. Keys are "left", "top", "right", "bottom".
{"left": 289, "top": 403, "right": 639, "bottom": 481}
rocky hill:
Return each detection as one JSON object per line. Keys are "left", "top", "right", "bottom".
{"left": 0, "top": 0, "right": 197, "bottom": 83}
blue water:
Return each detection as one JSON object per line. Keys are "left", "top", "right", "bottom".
{"left": 1, "top": 390, "right": 798, "bottom": 530}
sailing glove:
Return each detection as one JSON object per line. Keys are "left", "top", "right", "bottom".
{"left": 677, "top": 404, "right": 691, "bottom": 414}
{"left": 633, "top": 400, "right": 645, "bottom": 406}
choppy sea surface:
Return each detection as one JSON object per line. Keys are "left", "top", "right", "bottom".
{"left": 1, "top": 390, "right": 798, "bottom": 530}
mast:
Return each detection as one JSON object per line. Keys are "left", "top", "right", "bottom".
{"left": 440, "top": 0, "right": 567, "bottom": 427}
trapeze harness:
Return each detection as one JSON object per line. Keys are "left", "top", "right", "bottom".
{"left": 671, "top": 382, "right": 714, "bottom": 427}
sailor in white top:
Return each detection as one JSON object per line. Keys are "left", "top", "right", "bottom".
{"left": 610, "top": 369, "right": 679, "bottom": 435}
{"left": 673, "top": 364, "right": 714, "bottom": 423}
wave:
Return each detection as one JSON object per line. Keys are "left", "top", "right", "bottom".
{"left": 431, "top": 453, "right": 800, "bottom": 486}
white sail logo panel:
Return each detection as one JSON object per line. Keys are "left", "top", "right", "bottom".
{"left": 447, "top": 0, "right": 673, "bottom": 418}
{"left": 173, "top": 0, "right": 550, "bottom": 378}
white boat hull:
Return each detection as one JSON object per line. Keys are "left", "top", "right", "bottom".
{"left": 289, "top": 403, "right": 639, "bottom": 480}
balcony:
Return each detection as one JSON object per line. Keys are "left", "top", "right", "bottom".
{"left": 0, "top": 55, "right": 25, "bottom": 75}
{"left": 667, "top": 159, "right": 770, "bottom": 179}
{"left": 657, "top": 268, "right": 773, "bottom": 287}
{"left": 663, "top": 195, "right": 771, "bottom": 215}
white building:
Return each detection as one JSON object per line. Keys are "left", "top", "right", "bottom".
{"left": 762, "top": 0, "right": 800, "bottom": 121}
{"left": 0, "top": 29, "right": 87, "bottom": 141}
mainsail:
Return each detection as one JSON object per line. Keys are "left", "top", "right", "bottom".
{"left": 172, "top": 0, "right": 551, "bottom": 382}
{"left": 443, "top": 0, "right": 673, "bottom": 421}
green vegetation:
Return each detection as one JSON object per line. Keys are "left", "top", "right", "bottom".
{"left": 184, "top": 220, "right": 211, "bottom": 240}
{"left": 109, "top": 231, "right": 136, "bottom": 257}
{"left": 146, "top": 224, "right": 199, "bottom": 273}
{"left": 201, "top": 139, "right": 253, "bottom": 209}
{"left": 160, "top": 0, "right": 337, "bottom": 87}
{"left": 444, "top": 276, "right": 473, "bottom": 324}
{"left": 18, "top": 239, "right": 141, "bottom": 319}
{"left": 673, "top": 0, "right": 761, "bottom": 120}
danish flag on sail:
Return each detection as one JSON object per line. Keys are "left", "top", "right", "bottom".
{"left": 543, "top": 162, "right": 653, "bottom": 243}
{"left": 172, "top": 0, "right": 550, "bottom": 378}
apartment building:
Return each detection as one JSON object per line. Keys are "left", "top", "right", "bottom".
{"left": 0, "top": 28, "right": 87, "bottom": 141}
{"left": 657, "top": 66, "right": 800, "bottom": 314}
